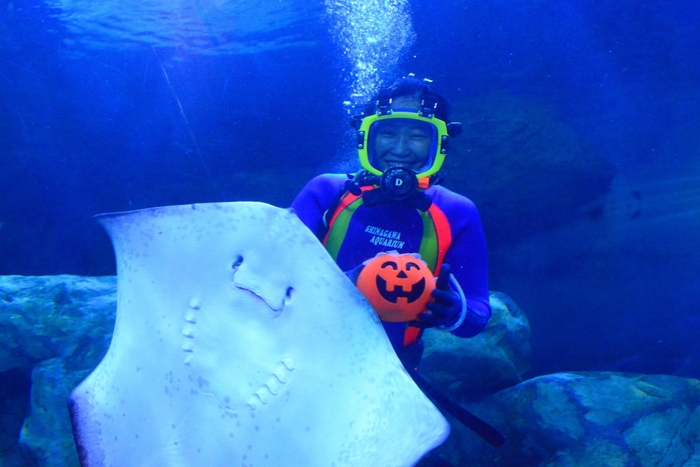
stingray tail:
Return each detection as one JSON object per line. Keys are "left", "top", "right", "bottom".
{"left": 407, "top": 367, "right": 506, "bottom": 448}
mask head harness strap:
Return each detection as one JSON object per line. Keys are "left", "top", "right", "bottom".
{"left": 376, "top": 87, "right": 393, "bottom": 116}
{"left": 419, "top": 92, "right": 438, "bottom": 119}
{"left": 419, "top": 88, "right": 462, "bottom": 137}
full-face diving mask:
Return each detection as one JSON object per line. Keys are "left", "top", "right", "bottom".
{"left": 356, "top": 110, "right": 449, "bottom": 179}
{"left": 351, "top": 93, "right": 461, "bottom": 199}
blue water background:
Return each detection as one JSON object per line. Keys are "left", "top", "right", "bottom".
{"left": 1, "top": 0, "right": 700, "bottom": 379}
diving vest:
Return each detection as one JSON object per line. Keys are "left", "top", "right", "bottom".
{"left": 322, "top": 185, "right": 453, "bottom": 347}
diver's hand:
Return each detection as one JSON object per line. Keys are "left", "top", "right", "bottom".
{"left": 411, "top": 264, "right": 462, "bottom": 329}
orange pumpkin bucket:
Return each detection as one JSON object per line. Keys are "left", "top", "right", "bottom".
{"left": 356, "top": 252, "right": 436, "bottom": 322}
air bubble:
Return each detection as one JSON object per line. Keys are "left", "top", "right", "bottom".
{"left": 325, "top": 0, "right": 415, "bottom": 112}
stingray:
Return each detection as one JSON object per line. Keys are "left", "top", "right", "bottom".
{"left": 68, "top": 202, "right": 449, "bottom": 467}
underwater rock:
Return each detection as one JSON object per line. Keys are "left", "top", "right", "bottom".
{"left": 20, "top": 358, "right": 84, "bottom": 467}
{"left": 421, "top": 292, "right": 531, "bottom": 403}
{"left": 0, "top": 275, "right": 115, "bottom": 467}
{"left": 444, "top": 92, "right": 617, "bottom": 247}
{"left": 0, "top": 367, "right": 32, "bottom": 467}
{"left": 432, "top": 372, "right": 700, "bottom": 467}
{"left": 0, "top": 275, "right": 116, "bottom": 372}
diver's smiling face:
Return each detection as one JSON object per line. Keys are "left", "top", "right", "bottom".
{"left": 373, "top": 96, "right": 432, "bottom": 171}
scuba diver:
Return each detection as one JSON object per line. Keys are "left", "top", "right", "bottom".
{"left": 291, "top": 75, "right": 492, "bottom": 370}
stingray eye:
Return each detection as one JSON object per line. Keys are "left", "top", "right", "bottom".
{"left": 232, "top": 256, "right": 244, "bottom": 269}
{"left": 356, "top": 253, "right": 435, "bottom": 323}
{"left": 285, "top": 287, "right": 294, "bottom": 300}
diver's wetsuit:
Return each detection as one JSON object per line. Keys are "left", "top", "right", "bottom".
{"left": 291, "top": 173, "right": 491, "bottom": 360}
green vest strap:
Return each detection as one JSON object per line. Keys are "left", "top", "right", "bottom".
{"left": 322, "top": 186, "right": 373, "bottom": 261}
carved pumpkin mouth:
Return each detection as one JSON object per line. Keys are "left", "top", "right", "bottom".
{"left": 376, "top": 275, "right": 426, "bottom": 303}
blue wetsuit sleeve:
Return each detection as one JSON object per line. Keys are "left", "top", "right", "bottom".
{"left": 290, "top": 174, "right": 346, "bottom": 239}
{"left": 438, "top": 192, "right": 492, "bottom": 338}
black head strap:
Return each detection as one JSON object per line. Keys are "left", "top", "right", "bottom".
{"left": 419, "top": 92, "right": 439, "bottom": 119}
{"left": 376, "top": 88, "right": 393, "bottom": 116}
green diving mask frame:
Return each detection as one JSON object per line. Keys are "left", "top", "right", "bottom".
{"left": 355, "top": 110, "right": 449, "bottom": 179}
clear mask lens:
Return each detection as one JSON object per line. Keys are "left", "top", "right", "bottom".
{"left": 367, "top": 118, "right": 438, "bottom": 174}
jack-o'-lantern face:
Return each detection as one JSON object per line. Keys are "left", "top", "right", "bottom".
{"left": 356, "top": 253, "right": 436, "bottom": 322}
{"left": 376, "top": 259, "right": 426, "bottom": 303}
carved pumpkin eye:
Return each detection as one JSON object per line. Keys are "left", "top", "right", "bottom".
{"left": 356, "top": 253, "right": 436, "bottom": 322}
{"left": 406, "top": 262, "right": 420, "bottom": 270}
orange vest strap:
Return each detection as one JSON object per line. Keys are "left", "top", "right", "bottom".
{"left": 322, "top": 185, "right": 374, "bottom": 247}
{"left": 427, "top": 203, "right": 452, "bottom": 275}
{"left": 403, "top": 326, "right": 423, "bottom": 347}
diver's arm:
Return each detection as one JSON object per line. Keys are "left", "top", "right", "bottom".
{"left": 438, "top": 193, "right": 491, "bottom": 338}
